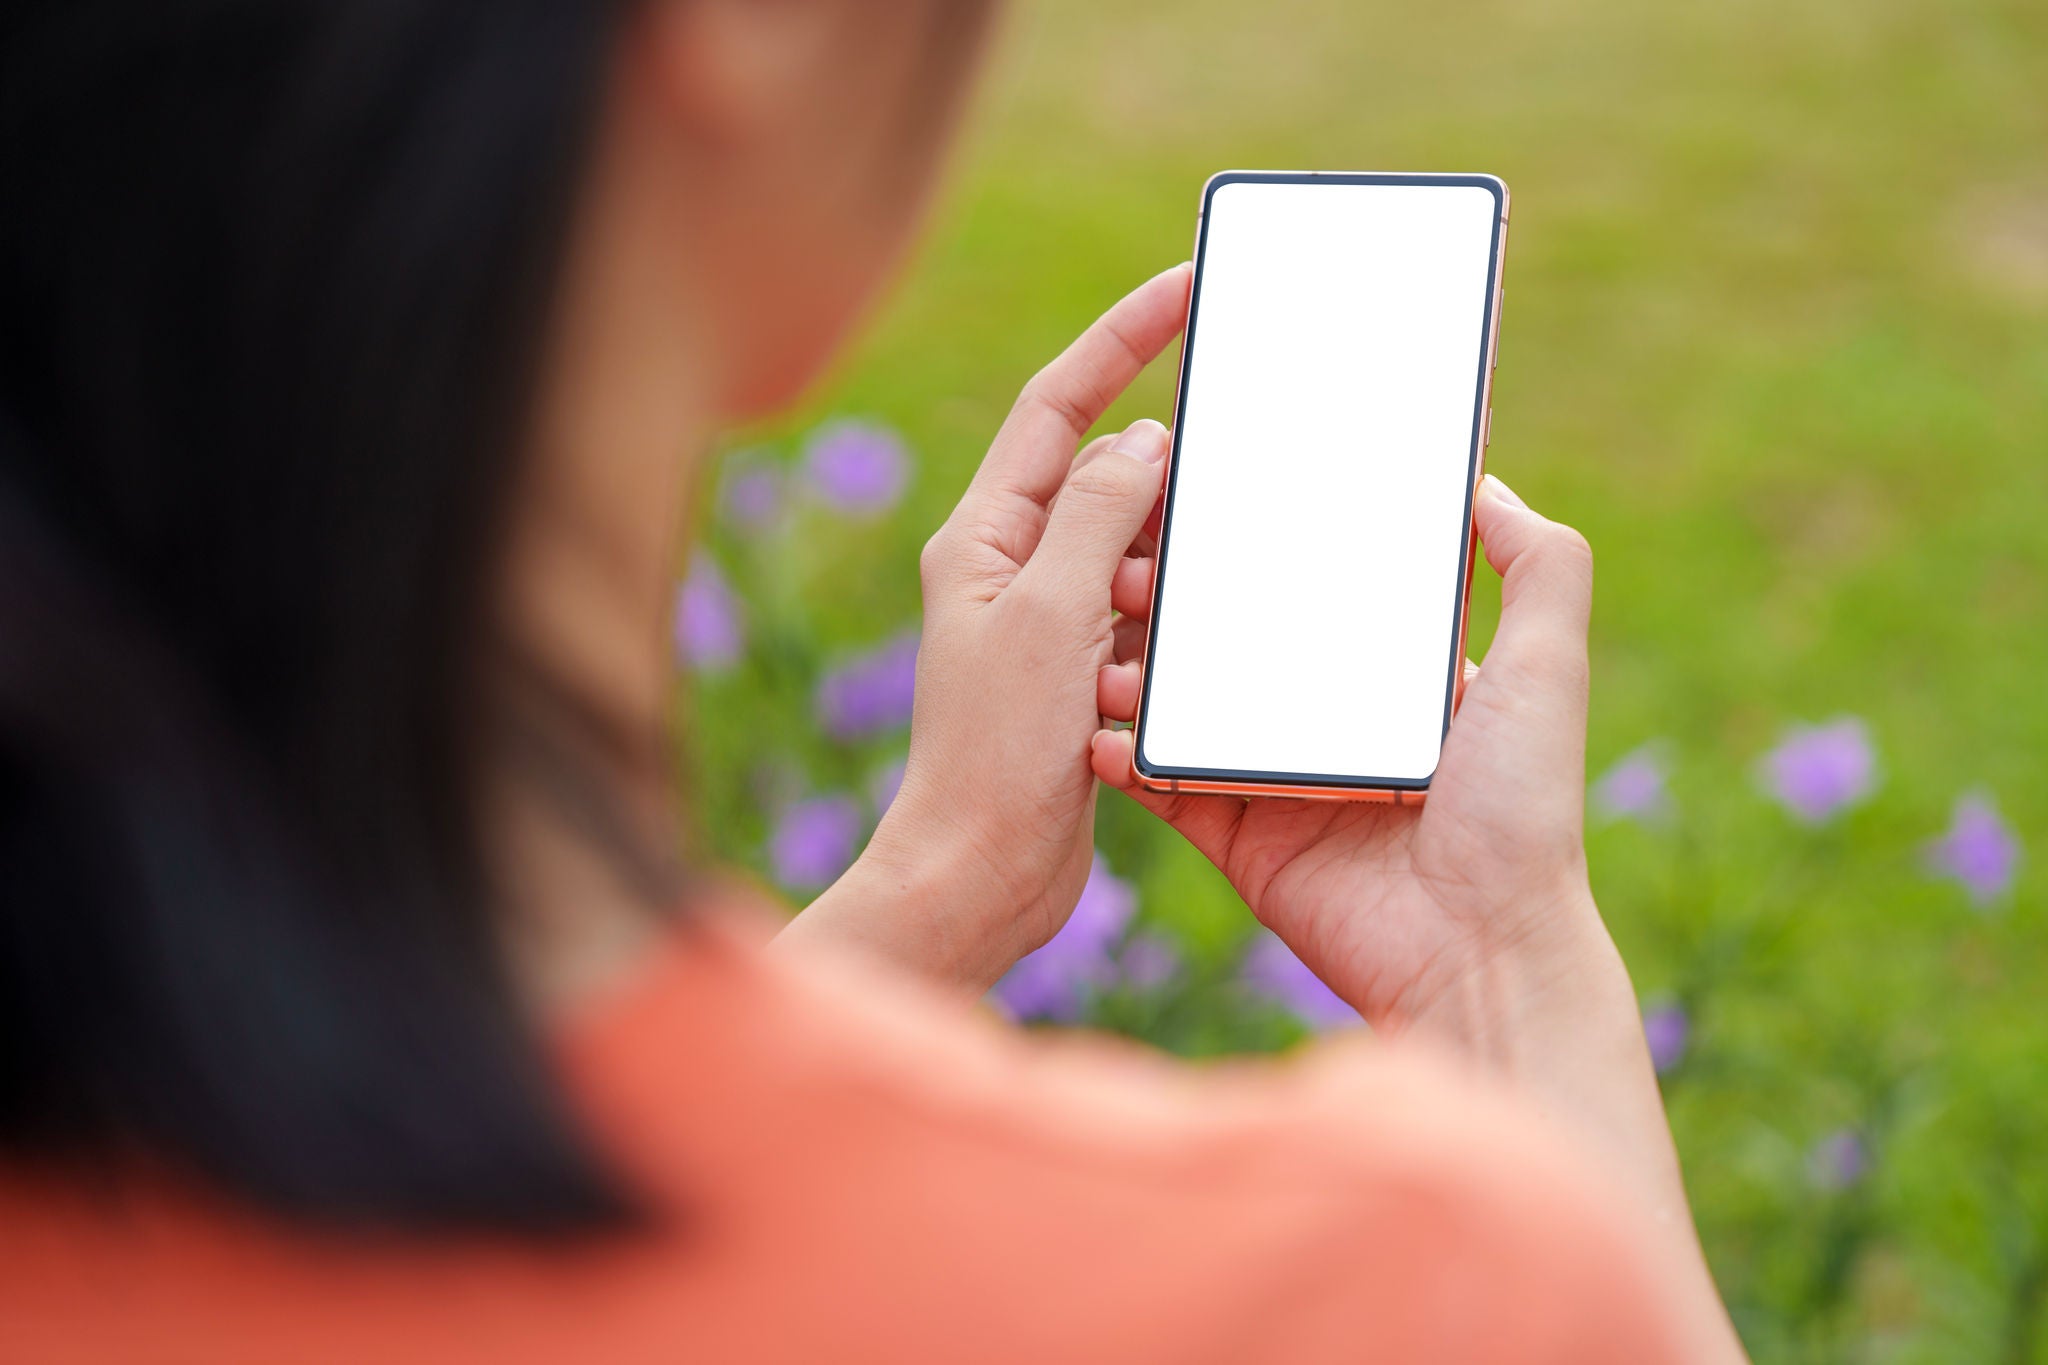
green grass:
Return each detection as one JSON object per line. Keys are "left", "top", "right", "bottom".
{"left": 688, "top": 1, "right": 2048, "bottom": 1357}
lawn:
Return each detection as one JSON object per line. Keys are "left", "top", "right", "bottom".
{"left": 683, "top": 1, "right": 2048, "bottom": 1358}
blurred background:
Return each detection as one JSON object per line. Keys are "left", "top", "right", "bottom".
{"left": 679, "top": 1, "right": 2046, "bottom": 1358}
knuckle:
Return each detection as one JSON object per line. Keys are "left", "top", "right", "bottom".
{"left": 1554, "top": 524, "right": 1593, "bottom": 569}
{"left": 1023, "top": 359, "right": 1060, "bottom": 396}
{"left": 1014, "top": 371, "right": 1090, "bottom": 437}
{"left": 918, "top": 528, "right": 955, "bottom": 583}
{"left": 1004, "top": 569, "right": 1066, "bottom": 622}
{"left": 1065, "top": 457, "right": 1143, "bottom": 507}
{"left": 1009, "top": 375, "right": 1047, "bottom": 421}
{"left": 1525, "top": 522, "right": 1594, "bottom": 582}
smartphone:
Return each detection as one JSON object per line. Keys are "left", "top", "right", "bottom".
{"left": 1133, "top": 170, "right": 1510, "bottom": 802}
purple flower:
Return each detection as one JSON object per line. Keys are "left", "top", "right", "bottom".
{"left": 801, "top": 420, "right": 910, "bottom": 516}
{"left": 1761, "top": 718, "right": 1878, "bottom": 823}
{"left": 1119, "top": 932, "right": 1182, "bottom": 992}
{"left": 1591, "top": 743, "right": 1672, "bottom": 823}
{"left": 674, "top": 551, "right": 744, "bottom": 672}
{"left": 719, "top": 457, "right": 784, "bottom": 532}
{"left": 815, "top": 630, "right": 919, "bottom": 740}
{"left": 1643, "top": 1002, "right": 1690, "bottom": 1075}
{"left": 1808, "top": 1128, "right": 1869, "bottom": 1191}
{"left": 991, "top": 854, "right": 1136, "bottom": 1023}
{"left": 1926, "top": 791, "right": 2020, "bottom": 907}
{"left": 768, "top": 795, "right": 864, "bottom": 891}
{"left": 869, "top": 757, "right": 908, "bottom": 815}
{"left": 1238, "top": 932, "right": 1360, "bottom": 1029}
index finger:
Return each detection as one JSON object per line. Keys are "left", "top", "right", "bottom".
{"left": 968, "top": 263, "right": 1192, "bottom": 513}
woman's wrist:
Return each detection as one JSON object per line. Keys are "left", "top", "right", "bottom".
{"left": 773, "top": 803, "right": 1026, "bottom": 995}
{"left": 1383, "top": 884, "right": 1625, "bottom": 1068}
{"left": 1386, "top": 892, "right": 1699, "bottom": 1244}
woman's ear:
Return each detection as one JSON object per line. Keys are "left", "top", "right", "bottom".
{"left": 637, "top": 0, "right": 846, "bottom": 145}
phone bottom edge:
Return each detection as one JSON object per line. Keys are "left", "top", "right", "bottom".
{"left": 1134, "top": 775, "right": 1428, "bottom": 804}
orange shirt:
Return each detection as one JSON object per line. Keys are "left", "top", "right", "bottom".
{"left": 0, "top": 919, "right": 1703, "bottom": 1362}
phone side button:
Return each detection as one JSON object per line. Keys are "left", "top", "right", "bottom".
{"left": 1481, "top": 407, "right": 1492, "bottom": 449}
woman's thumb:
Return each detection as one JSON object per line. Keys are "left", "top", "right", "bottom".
{"left": 1472, "top": 474, "right": 1594, "bottom": 698}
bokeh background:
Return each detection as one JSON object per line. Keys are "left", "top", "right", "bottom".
{"left": 679, "top": 1, "right": 2047, "bottom": 1359}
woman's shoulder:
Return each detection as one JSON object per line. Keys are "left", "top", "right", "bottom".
{"left": 0, "top": 916, "right": 1698, "bottom": 1363}
{"left": 564, "top": 917, "right": 1700, "bottom": 1363}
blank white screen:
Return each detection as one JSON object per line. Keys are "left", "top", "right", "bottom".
{"left": 1139, "top": 178, "right": 1498, "bottom": 784}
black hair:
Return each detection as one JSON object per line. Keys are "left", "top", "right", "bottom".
{"left": 0, "top": 1, "right": 640, "bottom": 1229}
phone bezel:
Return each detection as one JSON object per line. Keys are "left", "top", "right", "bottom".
{"left": 1131, "top": 170, "right": 1511, "bottom": 801}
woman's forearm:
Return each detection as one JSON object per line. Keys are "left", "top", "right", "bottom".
{"left": 1393, "top": 900, "right": 1748, "bottom": 1362}
{"left": 1393, "top": 904, "right": 1683, "bottom": 1214}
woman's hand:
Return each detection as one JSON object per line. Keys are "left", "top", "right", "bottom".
{"left": 1093, "top": 475, "right": 1609, "bottom": 1043}
{"left": 1102, "top": 474, "right": 1740, "bottom": 1359}
{"left": 1094, "top": 477, "right": 1704, "bottom": 1231}
{"left": 781, "top": 264, "right": 1191, "bottom": 992}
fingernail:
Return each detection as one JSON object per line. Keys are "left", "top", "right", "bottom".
{"left": 1117, "top": 419, "right": 1170, "bottom": 464}
{"left": 1484, "top": 474, "right": 1526, "bottom": 508}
